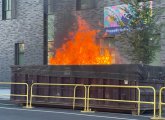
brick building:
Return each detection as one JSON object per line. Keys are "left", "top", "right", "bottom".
{"left": 0, "top": 0, "right": 44, "bottom": 82}
{"left": 0, "top": 0, "right": 164, "bottom": 82}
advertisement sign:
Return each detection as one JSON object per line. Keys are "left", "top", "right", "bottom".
{"left": 104, "top": 1, "right": 153, "bottom": 35}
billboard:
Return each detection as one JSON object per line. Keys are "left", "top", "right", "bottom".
{"left": 104, "top": 1, "right": 153, "bottom": 35}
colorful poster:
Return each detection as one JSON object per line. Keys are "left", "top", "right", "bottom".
{"left": 104, "top": 1, "right": 153, "bottom": 35}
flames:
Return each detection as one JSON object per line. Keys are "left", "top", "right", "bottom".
{"left": 49, "top": 16, "right": 116, "bottom": 65}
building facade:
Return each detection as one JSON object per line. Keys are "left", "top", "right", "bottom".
{"left": 0, "top": 0, "right": 44, "bottom": 82}
{"left": 0, "top": 0, "right": 165, "bottom": 82}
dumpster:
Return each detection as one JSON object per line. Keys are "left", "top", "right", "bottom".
{"left": 11, "top": 64, "right": 165, "bottom": 114}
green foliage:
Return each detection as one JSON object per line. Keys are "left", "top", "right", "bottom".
{"left": 119, "top": 0, "right": 161, "bottom": 64}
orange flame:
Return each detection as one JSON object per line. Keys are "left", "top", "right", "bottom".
{"left": 49, "top": 16, "right": 115, "bottom": 65}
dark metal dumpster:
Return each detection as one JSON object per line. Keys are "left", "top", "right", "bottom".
{"left": 11, "top": 64, "right": 165, "bottom": 114}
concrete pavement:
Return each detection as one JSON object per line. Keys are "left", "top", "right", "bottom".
{"left": 0, "top": 103, "right": 152, "bottom": 120}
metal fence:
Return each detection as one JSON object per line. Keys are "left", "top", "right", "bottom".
{"left": 29, "top": 83, "right": 87, "bottom": 112}
{"left": 0, "top": 82, "right": 29, "bottom": 108}
{"left": 154, "top": 87, "right": 165, "bottom": 120}
{"left": 1, "top": 82, "right": 160, "bottom": 119}
{"left": 85, "top": 85, "right": 156, "bottom": 118}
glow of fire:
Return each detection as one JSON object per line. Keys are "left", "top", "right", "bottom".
{"left": 49, "top": 16, "right": 116, "bottom": 65}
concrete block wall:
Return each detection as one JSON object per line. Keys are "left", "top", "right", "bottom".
{"left": 0, "top": 0, "right": 44, "bottom": 82}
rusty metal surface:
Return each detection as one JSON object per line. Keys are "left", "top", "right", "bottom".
{"left": 10, "top": 64, "right": 165, "bottom": 113}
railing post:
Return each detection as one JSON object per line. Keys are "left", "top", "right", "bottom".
{"left": 150, "top": 87, "right": 164, "bottom": 120}
{"left": 153, "top": 87, "right": 156, "bottom": 118}
{"left": 137, "top": 88, "right": 141, "bottom": 116}
{"left": 73, "top": 85, "right": 77, "bottom": 110}
{"left": 25, "top": 83, "right": 29, "bottom": 108}
{"left": 159, "top": 88, "right": 162, "bottom": 117}
{"left": 28, "top": 83, "right": 34, "bottom": 108}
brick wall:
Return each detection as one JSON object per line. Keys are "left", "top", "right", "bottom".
{"left": 0, "top": 0, "right": 44, "bottom": 81}
{"left": 0, "top": 0, "right": 165, "bottom": 82}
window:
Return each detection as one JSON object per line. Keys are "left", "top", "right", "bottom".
{"left": 15, "top": 43, "right": 25, "bottom": 65}
{"left": 47, "top": 15, "right": 55, "bottom": 64}
{"left": 76, "top": 0, "right": 96, "bottom": 10}
{"left": 48, "top": 0, "right": 54, "bottom": 15}
{"left": 2, "top": 0, "right": 16, "bottom": 20}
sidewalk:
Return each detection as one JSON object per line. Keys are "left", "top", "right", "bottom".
{"left": 0, "top": 89, "right": 10, "bottom": 100}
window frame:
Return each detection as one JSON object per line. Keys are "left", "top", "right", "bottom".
{"left": 76, "top": 0, "right": 96, "bottom": 11}
{"left": 15, "top": 43, "right": 25, "bottom": 65}
{"left": 48, "top": 0, "right": 54, "bottom": 15}
{"left": 2, "top": 0, "right": 17, "bottom": 20}
{"left": 2, "top": 0, "right": 12, "bottom": 20}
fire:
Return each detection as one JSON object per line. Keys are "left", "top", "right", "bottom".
{"left": 49, "top": 16, "right": 115, "bottom": 65}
